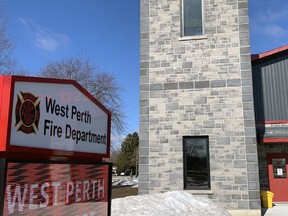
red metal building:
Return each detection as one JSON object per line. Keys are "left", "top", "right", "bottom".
{"left": 252, "top": 45, "right": 288, "bottom": 202}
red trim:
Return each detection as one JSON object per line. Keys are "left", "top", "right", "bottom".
{"left": 7, "top": 145, "right": 109, "bottom": 160}
{"left": 0, "top": 75, "right": 111, "bottom": 161}
{"left": 0, "top": 76, "right": 12, "bottom": 152}
{"left": 259, "top": 138, "right": 288, "bottom": 143}
{"left": 0, "top": 152, "right": 103, "bottom": 163}
{"left": 252, "top": 45, "right": 288, "bottom": 61}
{"left": 106, "top": 113, "right": 111, "bottom": 158}
{"left": 256, "top": 120, "right": 288, "bottom": 125}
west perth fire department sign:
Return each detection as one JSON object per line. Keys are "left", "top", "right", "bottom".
{"left": 4, "top": 76, "right": 111, "bottom": 156}
{"left": 0, "top": 76, "right": 112, "bottom": 216}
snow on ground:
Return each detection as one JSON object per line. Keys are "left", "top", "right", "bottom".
{"left": 112, "top": 191, "right": 231, "bottom": 216}
{"left": 112, "top": 178, "right": 138, "bottom": 187}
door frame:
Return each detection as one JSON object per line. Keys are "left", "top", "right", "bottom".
{"left": 267, "top": 153, "right": 288, "bottom": 202}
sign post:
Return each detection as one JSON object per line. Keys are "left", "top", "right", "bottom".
{"left": 0, "top": 76, "right": 112, "bottom": 216}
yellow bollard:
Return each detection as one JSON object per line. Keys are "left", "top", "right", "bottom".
{"left": 260, "top": 190, "right": 274, "bottom": 208}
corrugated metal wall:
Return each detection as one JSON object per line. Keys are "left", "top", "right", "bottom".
{"left": 252, "top": 52, "right": 288, "bottom": 122}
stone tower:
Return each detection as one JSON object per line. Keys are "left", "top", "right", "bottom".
{"left": 139, "top": 0, "right": 260, "bottom": 215}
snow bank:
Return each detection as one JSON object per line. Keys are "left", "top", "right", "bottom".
{"left": 112, "top": 191, "right": 231, "bottom": 216}
{"left": 112, "top": 178, "right": 138, "bottom": 187}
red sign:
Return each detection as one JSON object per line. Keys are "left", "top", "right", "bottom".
{"left": 0, "top": 75, "right": 111, "bottom": 160}
{"left": 2, "top": 161, "right": 111, "bottom": 216}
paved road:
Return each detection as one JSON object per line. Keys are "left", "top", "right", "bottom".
{"left": 262, "top": 204, "right": 288, "bottom": 216}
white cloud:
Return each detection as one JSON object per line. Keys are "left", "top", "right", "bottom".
{"left": 253, "top": 9, "right": 288, "bottom": 24}
{"left": 250, "top": 2, "right": 288, "bottom": 23}
{"left": 265, "top": 8, "right": 288, "bottom": 22}
{"left": 18, "top": 17, "right": 70, "bottom": 52}
{"left": 263, "top": 24, "right": 288, "bottom": 38}
{"left": 250, "top": 5, "right": 288, "bottom": 40}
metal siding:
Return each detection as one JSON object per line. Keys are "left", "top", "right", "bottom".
{"left": 252, "top": 54, "right": 288, "bottom": 122}
{"left": 252, "top": 64, "right": 262, "bottom": 121}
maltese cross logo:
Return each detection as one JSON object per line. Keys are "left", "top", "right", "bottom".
{"left": 15, "top": 92, "right": 40, "bottom": 134}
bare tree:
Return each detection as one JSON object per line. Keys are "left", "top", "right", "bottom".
{"left": 0, "top": 3, "right": 15, "bottom": 74}
{"left": 0, "top": 2, "right": 26, "bottom": 75}
{"left": 38, "top": 56, "right": 127, "bottom": 135}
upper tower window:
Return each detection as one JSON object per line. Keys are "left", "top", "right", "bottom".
{"left": 182, "top": 0, "right": 203, "bottom": 36}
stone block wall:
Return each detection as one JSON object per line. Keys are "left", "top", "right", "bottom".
{"left": 139, "top": 0, "right": 260, "bottom": 211}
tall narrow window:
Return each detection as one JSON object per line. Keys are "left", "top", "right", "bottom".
{"left": 183, "top": 136, "right": 210, "bottom": 189}
{"left": 182, "top": 0, "right": 203, "bottom": 36}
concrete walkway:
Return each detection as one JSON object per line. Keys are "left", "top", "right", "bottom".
{"left": 262, "top": 203, "right": 288, "bottom": 216}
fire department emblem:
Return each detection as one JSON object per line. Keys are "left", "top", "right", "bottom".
{"left": 15, "top": 92, "right": 40, "bottom": 134}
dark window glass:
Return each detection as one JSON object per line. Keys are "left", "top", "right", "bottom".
{"left": 183, "top": 0, "right": 203, "bottom": 36}
{"left": 183, "top": 136, "right": 210, "bottom": 189}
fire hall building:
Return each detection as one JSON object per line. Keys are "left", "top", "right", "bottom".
{"left": 139, "top": 0, "right": 288, "bottom": 215}
{"left": 252, "top": 46, "right": 288, "bottom": 203}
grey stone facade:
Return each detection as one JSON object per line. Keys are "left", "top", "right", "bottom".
{"left": 139, "top": 0, "right": 261, "bottom": 213}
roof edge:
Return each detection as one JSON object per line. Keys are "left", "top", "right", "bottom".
{"left": 251, "top": 45, "right": 288, "bottom": 61}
